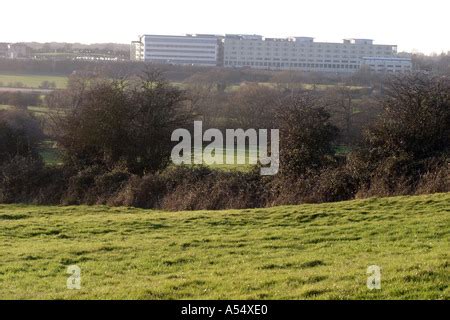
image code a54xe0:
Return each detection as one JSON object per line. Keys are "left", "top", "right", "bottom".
{"left": 0, "top": 0, "right": 449, "bottom": 311}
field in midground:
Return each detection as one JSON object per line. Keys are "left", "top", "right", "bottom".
{"left": 0, "top": 73, "right": 366, "bottom": 91}
{"left": 0, "top": 193, "right": 448, "bottom": 300}
{"left": 0, "top": 74, "right": 68, "bottom": 89}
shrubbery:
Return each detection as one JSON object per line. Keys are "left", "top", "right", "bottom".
{"left": 50, "top": 70, "right": 193, "bottom": 173}
{"left": 0, "top": 109, "right": 43, "bottom": 162}
{"left": 350, "top": 74, "right": 450, "bottom": 197}
{"left": 0, "top": 72, "right": 448, "bottom": 209}
{"left": 0, "top": 92, "right": 41, "bottom": 108}
{"left": 0, "top": 160, "right": 447, "bottom": 209}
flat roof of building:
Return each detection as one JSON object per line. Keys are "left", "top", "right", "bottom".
{"left": 137, "top": 34, "right": 397, "bottom": 46}
{"left": 142, "top": 34, "right": 219, "bottom": 39}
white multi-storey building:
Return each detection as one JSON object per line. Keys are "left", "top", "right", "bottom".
{"left": 131, "top": 34, "right": 411, "bottom": 73}
{"left": 360, "top": 56, "right": 412, "bottom": 73}
{"left": 135, "top": 34, "right": 220, "bottom": 66}
{"left": 223, "top": 35, "right": 411, "bottom": 73}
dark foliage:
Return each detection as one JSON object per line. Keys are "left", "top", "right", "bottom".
{"left": 50, "top": 70, "right": 194, "bottom": 174}
{"left": 277, "top": 92, "right": 339, "bottom": 175}
{"left": 0, "top": 109, "right": 43, "bottom": 163}
{"left": 350, "top": 74, "right": 450, "bottom": 196}
{"left": 0, "top": 92, "right": 41, "bottom": 108}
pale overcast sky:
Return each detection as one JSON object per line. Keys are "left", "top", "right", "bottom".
{"left": 2, "top": 0, "right": 449, "bottom": 54}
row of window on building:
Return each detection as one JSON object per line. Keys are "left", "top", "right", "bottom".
{"left": 225, "top": 60, "right": 360, "bottom": 70}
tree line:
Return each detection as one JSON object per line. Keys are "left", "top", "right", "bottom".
{"left": 0, "top": 69, "right": 448, "bottom": 209}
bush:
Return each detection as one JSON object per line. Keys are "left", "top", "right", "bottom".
{"left": 277, "top": 91, "right": 338, "bottom": 176}
{"left": 350, "top": 74, "right": 450, "bottom": 197}
{"left": 160, "top": 166, "right": 264, "bottom": 210}
{"left": 265, "top": 165, "right": 357, "bottom": 206}
{"left": 313, "top": 166, "right": 358, "bottom": 202}
{"left": 0, "top": 156, "right": 52, "bottom": 203}
{"left": 0, "top": 109, "right": 43, "bottom": 163}
{"left": 39, "top": 81, "right": 56, "bottom": 89}
{"left": 365, "top": 74, "right": 450, "bottom": 161}
{"left": 0, "top": 92, "right": 41, "bottom": 107}
{"left": 113, "top": 172, "right": 167, "bottom": 208}
{"left": 415, "top": 160, "right": 449, "bottom": 194}
{"left": 111, "top": 166, "right": 264, "bottom": 210}
{"left": 51, "top": 70, "right": 194, "bottom": 174}
{"left": 62, "top": 165, "right": 131, "bottom": 205}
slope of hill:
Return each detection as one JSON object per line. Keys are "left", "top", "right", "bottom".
{"left": 0, "top": 193, "right": 448, "bottom": 299}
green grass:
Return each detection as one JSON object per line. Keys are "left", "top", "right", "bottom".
{"left": 0, "top": 74, "right": 365, "bottom": 92}
{"left": 37, "top": 144, "right": 257, "bottom": 169}
{"left": 0, "top": 193, "right": 448, "bottom": 300}
{"left": 1, "top": 105, "right": 52, "bottom": 113}
{"left": 0, "top": 74, "right": 68, "bottom": 89}
{"left": 193, "top": 146, "right": 257, "bottom": 171}
{"left": 39, "top": 140, "right": 62, "bottom": 166}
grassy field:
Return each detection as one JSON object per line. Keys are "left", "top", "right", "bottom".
{"left": 0, "top": 193, "right": 448, "bottom": 300}
{"left": 0, "top": 73, "right": 366, "bottom": 92}
{"left": 0, "top": 74, "right": 68, "bottom": 89}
